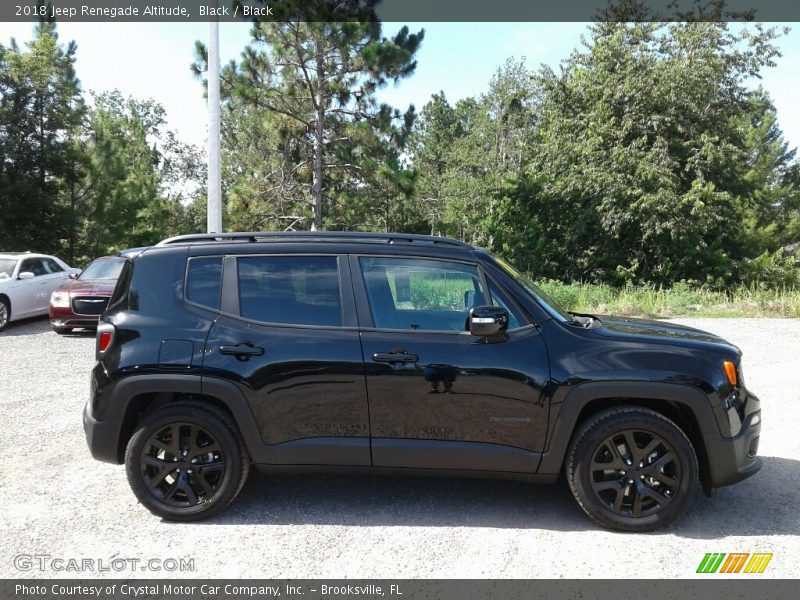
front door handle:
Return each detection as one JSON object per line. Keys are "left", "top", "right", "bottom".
{"left": 219, "top": 341, "right": 265, "bottom": 361}
{"left": 373, "top": 352, "right": 418, "bottom": 364}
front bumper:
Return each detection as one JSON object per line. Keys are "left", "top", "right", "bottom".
{"left": 705, "top": 407, "right": 762, "bottom": 488}
{"left": 50, "top": 306, "right": 100, "bottom": 329}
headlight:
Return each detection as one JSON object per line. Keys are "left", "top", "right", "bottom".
{"left": 50, "top": 291, "right": 70, "bottom": 307}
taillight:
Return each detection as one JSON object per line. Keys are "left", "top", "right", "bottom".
{"left": 99, "top": 331, "right": 113, "bottom": 352}
{"left": 96, "top": 322, "right": 115, "bottom": 360}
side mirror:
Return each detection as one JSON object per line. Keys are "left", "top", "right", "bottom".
{"left": 18, "top": 272, "right": 34, "bottom": 280}
{"left": 468, "top": 306, "right": 509, "bottom": 337}
{"left": 69, "top": 272, "right": 78, "bottom": 280}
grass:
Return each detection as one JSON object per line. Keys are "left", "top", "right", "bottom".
{"left": 536, "top": 281, "right": 800, "bottom": 318}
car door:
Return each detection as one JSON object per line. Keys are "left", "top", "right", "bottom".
{"left": 16, "top": 257, "right": 50, "bottom": 315}
{"left": 202, "top": 253, "right": 371, "bottom": 466}
{"left": 39, "top": 257, "right": 69, "bottom": 301}
{"left": 352, "top": 255, "right": 551, "bottom": 473}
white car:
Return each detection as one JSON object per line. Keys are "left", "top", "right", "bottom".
{"left": 0, "top": 252, "right": 80, "bottom": 331}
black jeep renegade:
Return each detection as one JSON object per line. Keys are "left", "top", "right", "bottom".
{"left": 84, "top": 232, "right": 762, "bottom": 531}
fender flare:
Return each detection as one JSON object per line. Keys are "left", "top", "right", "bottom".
{"left": 537, "top": 380, "right": 722, "bottom": 474}
{"left": 106, "top": 374, "right": 263, "bottom": 462}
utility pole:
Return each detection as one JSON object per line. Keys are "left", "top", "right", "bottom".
{"left": 207, "top": 3, "right": 222, "bottom": 234}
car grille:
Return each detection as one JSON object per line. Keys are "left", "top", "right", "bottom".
{"left": 72, "top": 296, "right": 109, "bottom": 316}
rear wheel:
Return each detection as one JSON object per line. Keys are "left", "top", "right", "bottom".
{"left": 125, "top": 403, "right": 250, "bottom": 521}
{"left": 567, "top": 407, "right": 698, "bottom": 532}
{"left": 0, "top": 298, "right": 10, "bottom": 331}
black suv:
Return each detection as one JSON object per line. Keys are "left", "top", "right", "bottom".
{"left": 84, "top": 232, "right": 761, "bottom": 531}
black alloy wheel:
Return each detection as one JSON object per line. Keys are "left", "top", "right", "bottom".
{"left": 589, "top": 429, "right": 680, "bottom": 518}
{"left": 126, "top": 403, "right": 249, "bottom": 521}
{"left": 140, "top": 421, "right": 226, "bottom": 508}
{"left": 567, "top": 407, "right": 698, "bottom": 532}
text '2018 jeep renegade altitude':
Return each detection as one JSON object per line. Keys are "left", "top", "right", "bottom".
{"left": 83, "top": 232, "right": 762, "bottom": 531}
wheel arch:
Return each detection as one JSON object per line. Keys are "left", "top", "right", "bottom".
{"left": 110, "top": 375, "right": 262, "bottom": 463}
{"left": 538, "top": 381, "right": 718, "bottom": 492}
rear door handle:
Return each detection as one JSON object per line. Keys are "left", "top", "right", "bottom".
{"left": 219, "top": 342, "right": 265, "bottom": 361}
{"left": 373, "top": 352, "right": 418, "bottom": 364}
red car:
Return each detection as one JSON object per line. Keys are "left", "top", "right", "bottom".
{"left": 49, "top": 256, "right": 125, "bottom": 333}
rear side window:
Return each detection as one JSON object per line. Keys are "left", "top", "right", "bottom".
{"left": 186, "top": 257, "right": 223, "bottom": 310}
{"left": 42, "top": 258, "right": 64, "bottom": 273}
{"left": 237, "top": 255, "right": 342, "bottom": 327}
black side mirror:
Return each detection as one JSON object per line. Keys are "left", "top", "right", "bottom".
{"left": 468, "top": 306, "right": 509, "bottom": 337}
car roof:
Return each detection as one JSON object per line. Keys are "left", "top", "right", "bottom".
{"left": 149, "top": 232, "right": 479, "bottom": 261}
{"left": 0, "top": 252, "right": 51, "bottom": 259}
{"left": 157, "top": 232, "right": 473, "bottom": 250}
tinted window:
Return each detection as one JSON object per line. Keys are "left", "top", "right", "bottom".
{"left": 20, "top": 258, "right": 46, "bottom": 276}
{"left": 487, "top": 279, "right": 526, "bottom": 330}
{"left": 237, "top": 256, "right": 341, "bottom": 326}
{"left": 360, "top": 257, "right": 486, "bottom": 331}
{"left": 42, "top": 258, "right": 64, "bottom": 273}
{"left": 186, "top": 257, "right": 223, "bottom": 310}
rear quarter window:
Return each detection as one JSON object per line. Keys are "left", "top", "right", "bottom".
{"left": 186, "top": 257, "right": 223, "bottom": 310}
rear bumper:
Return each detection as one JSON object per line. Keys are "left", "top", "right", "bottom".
{"left": 83, "top": 399, "right": 122, "bottom": 464}
{"left": 706, "top": 408, "right": 762, "bottom": 488}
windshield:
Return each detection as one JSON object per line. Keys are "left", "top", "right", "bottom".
{"left": 0, "top": 258, "right": 17, "bottom": 279}
{"left": 490, "top": 255, "right": 572, "bottom": 322}
{"left": 79, "top": 258, "right": 125, "bottom": 280}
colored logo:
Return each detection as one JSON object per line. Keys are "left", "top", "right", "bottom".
{"left": 696, "top": 553, "right": 773, "bottom": 574}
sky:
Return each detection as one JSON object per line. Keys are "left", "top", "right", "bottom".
{"left": 0, "top": 21, "right": 798, "bottom": 153}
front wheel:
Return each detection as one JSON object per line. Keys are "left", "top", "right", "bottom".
{"left": 125, "top": 403, "right": 250, "bottom": 521}
{"left": 567, "top": 407, "right": 698, "bottom": 532}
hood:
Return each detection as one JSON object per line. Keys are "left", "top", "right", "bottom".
{"left": 593, "top": 315, "right": 740, "bottom": 354}
{"left": 56, "top": 279, "right": 116, "bottom": 296}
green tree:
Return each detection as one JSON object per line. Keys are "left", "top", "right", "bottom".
{"left": 74, "top": 92, "right": 203, "bottom": 261}
{"left": 194, "top": 2, "right": 423, "bottom": 230}
{"left": 0, "top": 20, "right": 84, "bottom": 256}
{"left": 521, "top": 21, "right": 791, "bottom": 285}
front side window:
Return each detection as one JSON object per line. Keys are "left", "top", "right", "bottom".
{"left": 237, "top": 255, "right": 342, "bottom": 327}
{"left": 19, "top": 258, "right": 45, "bottom": 276}
{"left": 360, "top": 257, "right": 486, "bottom": 331}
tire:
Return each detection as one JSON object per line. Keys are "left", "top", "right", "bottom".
{"left": 52, "top": 326, "right": 70, "bottom": 335}
{"left": 566, "top": 407, "right": 698, "bottom": 532}
{"left": 0, "top": 297, "right": 10, "bottom": 331}
{"left": 125, "top": 402, "right": 250, "bottom": 521}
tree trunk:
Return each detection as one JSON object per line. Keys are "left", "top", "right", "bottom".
{"left": 311, "top": 45, "right": 325, "bottom": 231}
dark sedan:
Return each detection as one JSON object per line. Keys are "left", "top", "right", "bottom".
{"left": 49, "top": 256, "right": 125, "bottom": 333}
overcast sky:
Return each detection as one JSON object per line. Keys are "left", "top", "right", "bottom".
{"left": 1, "top": 21, "right": 798, "bottom": 154}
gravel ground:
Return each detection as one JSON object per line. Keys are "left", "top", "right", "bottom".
{"left": 0, "top": 316, "right": 798, "bottom": 579}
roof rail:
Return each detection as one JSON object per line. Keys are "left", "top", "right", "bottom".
{"left": 156, "top": 231, "right": 471, "bottom": 248}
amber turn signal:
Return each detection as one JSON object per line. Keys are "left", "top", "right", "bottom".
{"left": 723, "top": 360, "right": 737, "bottom": 386}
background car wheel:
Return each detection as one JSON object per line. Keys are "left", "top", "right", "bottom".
{"left": 0, "top": 297, "right": 10, "bottom": 331}
{"left": 125, "top": 402, "right": 250, "bottom": 521}
{"left": 52, "top": 326, "right": 70, "bottom": 335}
{"left": 566, "top": 407, "right": 698, "bottom": 532}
